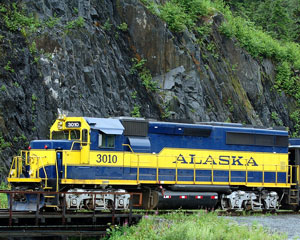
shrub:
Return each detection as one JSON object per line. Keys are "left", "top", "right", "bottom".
{"left": 117, "top": 22, "right": 128, "bottom": 32}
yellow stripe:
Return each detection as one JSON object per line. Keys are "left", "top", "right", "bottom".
{"left": 60, "top": 179, "right": 291, "bottom": 188}
{"left": 8, "top": 178, "right": 41, "bottom": 183}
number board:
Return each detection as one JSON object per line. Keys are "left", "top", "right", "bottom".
{"left": 66, "top": 121, "right": 81, "bottom": 128}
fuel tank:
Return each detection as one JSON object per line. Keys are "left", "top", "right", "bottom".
{"left": 156, "top": 190, "right": 218, "bottom": 209}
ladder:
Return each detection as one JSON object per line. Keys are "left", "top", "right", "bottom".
{"left": 288, "top": 188, "right": 299, "bottom": 205}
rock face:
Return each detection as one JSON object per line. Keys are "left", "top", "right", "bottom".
{"left": 0, "top": 0, "right": 297, "bottom": 178}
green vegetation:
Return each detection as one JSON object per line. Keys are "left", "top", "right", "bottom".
{"left": 161, "top": 102, "right": 171, "bottom": 119}
{"left": 103, "top": 18, "right": 112, "bottom": 31}
{"left": 131, "top": 104, "right": 141, "bottom": 118}
{"left": 4, "top": 61, "right": 14, "bottom": 73}
{"left": 29, "top": 41, "right": 37, "bottom": 55}
{"left": 228, "top": 0, "right": 300, "bottom": 42}
{"left": 106, "top": 212, "right": 285, "bottom": 240}
{"left": 0, "top": 182, "right": 9, "bottom": 209}
{"left": 271, "top": 111, "right": 284, "bottom": 126}
{"left": 2, "top": 3, "right": 41, "bottom": 32}
{"left": 0, "top": 85, "right": 6, "bottom": 92}
{"left": 131, "top": 91, "right": 137, "bottom": 99}
{"left": 226, "top": 99, "right": 234, "bottom": 113}
{"left": 44, "top": 16, "right": 60, "bottom": 29}
{"left": 0, "top": 133, "right": 10, "bottom": 150}
{"left": 117, "top": 22, "right": 128, "bottom": 32}
{"left": 65, "top": 16, "right": 85, "bottom": 30}
{"left": 13, "top": 82, "right": 20, "bottom": 88}
{"left": 31, "top": 93, "right": 38, "bottom": 102}
{"left": 130, "top": 58, "right": 158, "bottom": 92}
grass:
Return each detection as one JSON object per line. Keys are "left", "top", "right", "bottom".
{"left": 105, "top": 211, "right": 286, "bottom": 240}
{"left": 0, "top": 182, "right": 9, "bottom": 209}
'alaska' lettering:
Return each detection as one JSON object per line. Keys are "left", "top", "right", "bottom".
{"left": 173, "top": 154, "right": 258, "bottom": 166}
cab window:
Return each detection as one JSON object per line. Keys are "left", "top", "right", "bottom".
{"left": 107, "top": 135, "right": 115, "bottom": 148}
{"left": 52, "top": 130, "right": 81, "bottom": 140}
{"left": 98, "top": 134, "right": 115, "bottom": 148}
{"left": 52, "top": 131, "right": 69, "bottom": 140}
{"left": 70, "top": 130, "right": 80, "bottom": 140}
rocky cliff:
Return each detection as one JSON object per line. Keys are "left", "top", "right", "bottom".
{"left": 0, "top": 0, "right": 297, "bottom": 178}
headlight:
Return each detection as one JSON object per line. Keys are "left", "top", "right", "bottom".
{"left": 57, "top": 121, "right": 63, "bottom": 130}
{"left": 10, "top": 170, "right": 15, "bottom": 177}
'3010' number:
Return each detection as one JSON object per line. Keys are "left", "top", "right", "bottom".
{"left": 96, "top": 154, "right": 117, "bottom": 164}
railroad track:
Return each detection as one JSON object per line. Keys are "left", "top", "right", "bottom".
{"left": 0, "top": 209, "right": 142, "bottom": 238}
{"left": 0, "top": 208, "right": 298, "bottom": 237}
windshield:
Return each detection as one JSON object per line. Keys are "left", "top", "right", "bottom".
{"left": 52, "top": 130, "right": 80, "bottom": 140}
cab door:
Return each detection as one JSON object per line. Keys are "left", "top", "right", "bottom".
{"left": 289, "top": 148, "right": 300, "bottom": 184}
{"left": 81, "top": 129, "right": 90, "bottom": 164}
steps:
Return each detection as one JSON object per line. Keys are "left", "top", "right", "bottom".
{"left": 288, "top": 188, "right": 299, "bottom": 205}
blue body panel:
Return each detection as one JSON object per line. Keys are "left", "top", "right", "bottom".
{"left": 289, "top": 138, "right": 300, "bottom": 146}
{"left": 89, "top": 122, "right": 288, "bottom": 153}
{"left": 30, "top": 140, "right": 81, "bottom": 150}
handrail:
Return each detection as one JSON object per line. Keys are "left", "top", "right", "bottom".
{"left": 8, "top": 157, "right": 16, "bottom": 178}
{"left": 263, "top": 164, "right": 265, "bottom": 186}
{"left": 275, "top": 165, "right": 278, "bottom": 185}
{"left": 37, "top": 156, "right": 48, "bottom": 188}
{"left": 193, "top": 155, "right": 196, "bottom": 184}
{"left": 175, "top": 155, "right": 178, "bottom": 184}
{"left": 55, "top": 151, "right": 60, "bottom": 192}
{"left": 137, "top": 155, "right": 140, "bottom": 183}
{"left": 156, "top": 155, "right": 159, "bottom": 183}
{"left": 122, "top": 144, "right": 134, "bottom": 153}
{"left": 64, "top": 150, "right": 67, "bottom": 179}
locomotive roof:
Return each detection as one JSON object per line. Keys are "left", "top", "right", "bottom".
{"left": 289, "top": 138, "right": 300, "bottom": 148}
{"left": 83, "top": 116, "right": 287, "bottom": 136}
{"left": 84, "top": 117, "right": 124, "bottom": 135}
{"left": 147, "top": 120, "right": 288, "bottom": 135}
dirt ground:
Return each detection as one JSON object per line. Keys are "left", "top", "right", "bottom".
{"left": 223, "top": 214, "right": 300, "bottom": 239}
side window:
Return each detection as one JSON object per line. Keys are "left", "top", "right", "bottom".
{"left": 98, "top": 134, "right": 104, "bottom": 148}
{"left": 82, "top": 129, "right": 88, "bottom": 146}
{"left": 107, "top": 135, "right": 115, "bottom": 148}
{"left": 98, "top": 134, "right": 115, "bottom": 148}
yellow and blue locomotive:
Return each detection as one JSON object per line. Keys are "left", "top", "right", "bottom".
{"left": 7, "top": 115, "right": 300, "bottom": 211}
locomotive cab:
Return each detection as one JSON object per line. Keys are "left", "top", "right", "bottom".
{"left": 8, "top": 116, "right": 91, "bottom": 190}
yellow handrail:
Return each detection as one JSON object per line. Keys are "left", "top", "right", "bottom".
{"left": 38, "top": 156, "right": 48, "bottom": 188}
{"left": 156, "top": 155, "right": 159, "bottom": 183}
{"left": 175, "top": 156, "right": 178, "bottom": 184}
{"left": 55, "top": 151, "right": 62, "bottom": 191}
{"left": 122, "top": 144, "right": 134, "bottom": 153}
{"left": 275, "top": 165, "right": 278, "bottom": 185}
{"left": 8, "top": 157, "right": 16, "bottom": 178}
{"left": 137, "top": 155, "right": 140, "bottom": 183}
{"left": 64, "top": 150, "right": 67, "bottom": 179}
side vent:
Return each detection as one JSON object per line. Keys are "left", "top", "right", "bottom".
{"left": 122, "top": 119, "right": 149, "bottom": 137}
{"left": 183, "top": 127, "right": 212, "bottom": 137}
